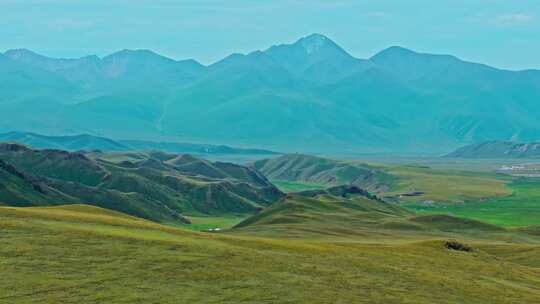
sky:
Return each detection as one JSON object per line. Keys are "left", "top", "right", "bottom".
{"left": 1, "top": 0, "right": 539, "bottom": 70}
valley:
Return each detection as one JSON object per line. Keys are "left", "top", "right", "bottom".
{"left": 1, "top": 140, "right": 540, "bottom": 303}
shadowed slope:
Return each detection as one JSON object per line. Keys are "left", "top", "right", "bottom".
{"left": 0, "top": 143, "right": 284, "bottom": 222}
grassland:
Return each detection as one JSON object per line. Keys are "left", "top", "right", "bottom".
{"left": 267, "top": 155, "right": 512, "bottom": 203}
{"left": 182, "top": 215, "right": 248, "bottom": 231}
{"left": 269, "top": 158, "right": 537, "bottom": 230}
{"left": 381, "top": 165, "right": 511, "bottom": 203}
{"left": 3, "top": 154, "right": 540, "bottom": 303}
{"left": 271, "top": 180, "right": 326, "bottom": 193}
{"left": 1, "top": 204, "right": 540, "bottom": 303}
{"left": 405, "top": 178, "right": 540, "bottom": 227}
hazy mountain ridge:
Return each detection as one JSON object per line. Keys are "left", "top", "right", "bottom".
{"left": 0, "top": 131, "right": 279, "bottom": 155}
{"left": 3, "top": 34, "right": 540, "bottom": 153}
{"left": 445, "top": 140, "right": 540, "bottom": 158}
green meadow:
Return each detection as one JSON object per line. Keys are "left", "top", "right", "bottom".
{"left": 182, "top": 215, "right": 248, "bottom": 231}
{"left": 1, "top": 204, "right": 540, "bottom": 304}
{"left": 405, "top": 178, "right": 540, "bottom": 227}
{"left": 2, "top": 152, "right": 540, "bottom": 303}
{"left": 272, "top": 180, "right": 326, "bottom": 193}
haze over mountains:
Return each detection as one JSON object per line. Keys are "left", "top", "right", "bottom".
{"left": 446, "top": 140, "right": 540, "bottom": 159}
{"left": 2, "top": 33, "right": 540, "bottom": 154}
{"left": 0, "top": 131, "right": 278, "bottom": 155}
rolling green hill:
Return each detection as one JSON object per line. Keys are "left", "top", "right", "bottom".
{"left": 252, "top": 154, "right": 396, "bottom": 192}
{"left": 0, "top": 159, "right": 73, "bottom": 206}
{"left": 2, "top": 204, "right": 539, "bottom": 303}
{"left": 0, "top": 143, "right": 283, "bottom": 222}
{"left": 233, "top": 185, "right": 508, "bottom": 239}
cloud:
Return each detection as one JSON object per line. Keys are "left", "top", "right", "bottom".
{"left": 496, "top": 13, "right": 533, "bottom": 25}
{"left": 365, "top": 11, "right": 390, "bottom": 18}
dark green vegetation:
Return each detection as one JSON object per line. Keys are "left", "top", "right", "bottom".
{"left": 0, "top": 131, "right": 278, "bottom": 155}
{"left": 446, "top": 140, "right": 540, "bottom": 158}
{"left": 0, "top": 143, "right": 283, "bottom": 222}
{"left": 1, "top": 203, "right": 540, "bottom": 303}
{"left": 2, "top": 34, "right": 540, "bottom": 153}
{"left": 253, "top": 154, "right": 396, "bottom": 192}
{"left": 405, "top": 178, "right": 540, "bottom": 227}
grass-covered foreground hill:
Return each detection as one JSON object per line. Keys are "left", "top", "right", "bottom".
{"left": 1, "top": 204, "right": 540, "bottom": 303}
{"left": 0, "top": 143, "right": 283, "bottom": 222}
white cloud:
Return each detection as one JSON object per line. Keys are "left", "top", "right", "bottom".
{"left": 496, "top": 13, "right": 533, "bottom": 25}
{"left": 366, "top": 11, "right": 390, "bottom": 18}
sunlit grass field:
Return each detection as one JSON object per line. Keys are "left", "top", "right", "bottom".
{"left": 1, "top": 204, "right": 540, "bottom": 303}
{"left": 3, "top": 157, "right": 540, "bottom": 303}
{"left": 382, "top": 165, "right": 511, "bottom": 203}
{"left": 271, "top": 162, "right": 540, "bottom": 228}
{"left": 405, "top": 178, "right": 540, "bottom": 227}
{"left": 182, "top": 215, "right": 247, "bottom": 231}
{"left": 272, "top": 180, "right": 326, "bottom": 193}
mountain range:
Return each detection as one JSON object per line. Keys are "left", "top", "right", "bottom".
{"left": 0, "top": 131, "right": 278, "bottom": 155}
{"left": 2, "top": 33, "right": 540, "bottom": 154}
{"left": 445, "top": 140, "right": 540, "bottom": 158}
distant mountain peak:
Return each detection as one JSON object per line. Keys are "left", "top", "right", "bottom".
{"left": 103, "top": 49, "right": 173, "bottom": 61}
{"left": 292, "top": 33, "right": 348, "bottom": 56}
{"left": 370, "top": 46, "right": 417, "bottom": 60}
{"left": 4, "top": 48, "right": 101, "bottom": 73}
{"left": 5, "top": 48, "right": 43, "bottom": 60}
{"left": 4, "top": 49, "right": 63, "bottom": 65}
{"left": 296, "top": 33, "right": 333, "bottom": 54}
{"left": 5, "top": 49, "right": 100, "bottom": 62}
{"left": 262, "top": 33, "right": 355, "bottom": 75}
{"left": 371, "top": 45, "right": 459, "bottom": 63}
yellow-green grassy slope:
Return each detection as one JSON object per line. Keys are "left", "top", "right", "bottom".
{"left": 1, "top": 204, "right": 540, "bottom": 303}
{"left": 373, "top": 164, "right": 512, "bottom": 203}
{"left": 231, "top": 188, "right": 527, "bottom": 242}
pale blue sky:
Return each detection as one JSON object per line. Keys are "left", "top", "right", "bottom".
{"left": 1, "top": 0, "right": 539, "bottom": 70}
